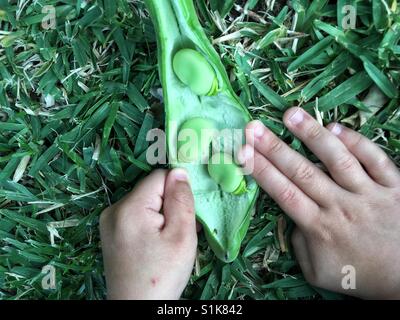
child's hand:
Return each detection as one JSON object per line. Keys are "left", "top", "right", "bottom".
{"left": 100, "top": 169, "right": 197, "bottom": 300}
{"left": 239, "top": 107, "right": 400, "bottom": 299}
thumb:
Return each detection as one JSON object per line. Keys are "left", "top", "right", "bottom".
{"left": 162, "top": 168, "right": 196, "bottom": 240}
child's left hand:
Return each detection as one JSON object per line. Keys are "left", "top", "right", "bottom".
{"left": 100, "top": 169, "right": 197, "bottom": 300}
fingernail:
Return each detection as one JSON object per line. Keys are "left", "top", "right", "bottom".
{"left": 251, "top": 120, "right": 265, "bottom": 138}
{"left": 238, "top": 145, "right": 254, "bottom": 164}
{"left": 288, "top": 108, "right": 304, "bottom": 125}
{"left": 329, "top": 123, "right": 342, "bottom": 136}
{"left": 172, "top": 168, "right": 188, "bottom": 182}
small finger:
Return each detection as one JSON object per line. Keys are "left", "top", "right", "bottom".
{"left": 284, "top": 108, "right": 373, "bottom": 192}
{"left": 327, "top": 123, "right": 400, "bottom": 188}
{"left": 245, "top": 120, "right": 340, "bottom": 206}
{"left": 238, "top": 145, "right": 320, "bottom": 232}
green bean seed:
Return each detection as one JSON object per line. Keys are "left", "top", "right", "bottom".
{"left": 178, "top": 117, "right": 217, "bottom": 163}
{"left": 173, "top": 48, "right": 218, "bottom": 96}
{"left": 208, "top": 152, "right": 247, "bottom": 195}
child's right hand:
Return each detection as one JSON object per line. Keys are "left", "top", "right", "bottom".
{"left": 239, "top": 107, "right": 400, "bottom": 299}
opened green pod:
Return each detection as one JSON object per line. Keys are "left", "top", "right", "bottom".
{"left": 145, "top": 0, "right": 259, "bottom": 262}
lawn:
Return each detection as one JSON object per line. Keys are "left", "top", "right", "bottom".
{"left": 0, "top": 0, "right": 399, "bottom": 300}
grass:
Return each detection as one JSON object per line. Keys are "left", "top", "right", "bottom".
{"left": 0, "top": 0, "right": 399, "bottom": 300}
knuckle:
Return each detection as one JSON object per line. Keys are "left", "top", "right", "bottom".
{"left": 306, "top": 214, "right": 332, "bottom": 244}
{"left": 167, "top": 227, "right": 197, "bottom": 249}
{"left": 374, "top": 155, "right": 392, "bottom": 171}
{"left": 313, "top": 223, "right": 333, "bottom": 244}
{"left": 178, "top": 211, "right": 196, "bottom": 230}
{"left": 113, "top": 211, "right": 133, "bottom": 233}
{"left": 332, "top": 153, "right": 356, "bottom": 172}
{"left": 277, "top": 184, "right": 298, "bottom": 204}
{"left": 172, "top": 232, "right": 191, "bottom": 248}
{"left": 171, "top": 191, "right": 195, "bottom": 215}
{"left": 254, "top": 161, "right": 271, "bottom": 179}
{"left": 102, "top": 210, "right": 136, "bottom": 247}
{"left": 306, "top": 123, "right": 323, "bottom": 140}
{"left": 268, "top": 138, "right": 284, "bottom": 154}
{"left": 292, "top": 160, "right": 314, "bottom": 182}
{"left": 339, "top": 207, "right": 357, "bottom": 223}
{"left": 349, "top": 134, "right": 363, "bottom": 149}
{"left": 112, "top": 203, "right": 145, "bottom": 236}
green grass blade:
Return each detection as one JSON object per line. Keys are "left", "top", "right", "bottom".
{"left": 304, "top": 71, "right": 374, "bottom": 111}
{"left": 288, "top": 36, "right": 334, "bottom": 72}
{"left": 361, "top": 56, "right": 398, "bottom": 98}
